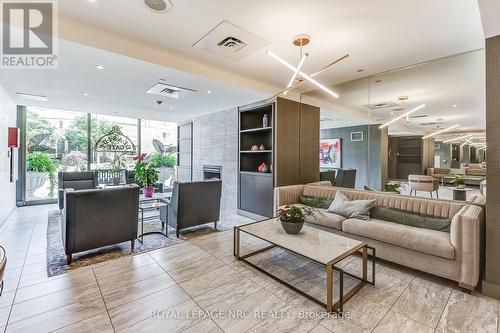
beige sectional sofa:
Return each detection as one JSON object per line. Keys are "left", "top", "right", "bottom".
{"left": 427, "top": 167, "right": 486, "bottom": 186}
{"left": 274, "top": 185, "right": 484, "bottom": 290}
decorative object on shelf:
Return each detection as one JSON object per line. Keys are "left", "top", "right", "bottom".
{"left": 277, "top": 205, "right": 316, "bottom": 234}
{"left": 320, "top": 138, "right": 341, "bottom": 168}
{"left": 134, "top": 153, "right": 159, "bottom": 197}
{"left": 250, "top": 145, "right": 259, "bottom": 151}
{"left": 263, "top": 113, "right": 269, "bottom": 128}
{"left": 258, "top": 162, "right": 269, "bottom": 173}
{"left": 450, "top": 175, "right": 466, "bottom": 189}
{"left": 259, "top": 144, "right": 265, "bottom": 150}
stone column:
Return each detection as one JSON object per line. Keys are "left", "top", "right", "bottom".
{"left": 483, "top": 35, "right": 500, "bottom": 298}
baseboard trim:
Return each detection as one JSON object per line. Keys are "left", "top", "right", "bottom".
{"left": 482, "top": 280, "right": 500, "bottom": 300}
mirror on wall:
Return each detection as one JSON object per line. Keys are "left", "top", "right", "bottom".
{"left": 304, "top": 49, "right": 485, "bottom": 194}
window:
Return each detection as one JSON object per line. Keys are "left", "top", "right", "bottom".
{"left": 140, "top": 119, "right": 177, "bottom": 186}
{"left": 25, "top": 107, "right": 88, "bottom": 201}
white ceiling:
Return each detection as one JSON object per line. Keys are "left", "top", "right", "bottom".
{"left": 479, "top": 0, "right": 500, "bottom": 38}
{"left": 59, "top": 0, "right": 485, "bottom": 92}
{"left": 314, "top": 50, "right": 486, "bottom": 137}
{"left": 0, "top": 39, "right": 266, "bottom": 122}
{"left": 0, "top": 0, "right": 487, "bottom": 128}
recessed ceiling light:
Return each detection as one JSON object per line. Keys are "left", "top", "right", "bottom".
{"left": 16, "top": 92, "right": 48, "bottom": 101}
{"left": 96, "top": 65, "right": 105, "bottom": 70}
{"left": 452, "top": 104, "right": 457, "bottom": 108}
{"left": 83, "top": 92, "right": 89, "bottom": 96}
{"left": 140, "top": 0, "right": 173, "bottom": 13}
{"left": 169, "top": 105, "right": 173, "bottom": 109}
{"left": 207, "top": 90, "right": 212, "bottom": 94}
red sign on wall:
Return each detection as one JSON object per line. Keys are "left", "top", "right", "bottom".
{"left": 8, "top": 127, "right": 18, "bottom": 148}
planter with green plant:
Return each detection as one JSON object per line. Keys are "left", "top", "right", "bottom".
{"left": 151, "top": 139, "right": 177, "bottom": 186}
{"left": 276, "top": 205, "right": 317, "bottom": 234}
{"left": 383, "top": 183, "right": 402, "bottom": 194}
{"left": 450, "top": 175, "right": 466, "bottom": 189}
{"left": 111, "top": 155, "right": 126, "bottom": 185}
{"left": 27, "top": 152, "right": 57, "bottom": 198}
{"left": 134, "top": 153, "right": 159, "bottom": 197}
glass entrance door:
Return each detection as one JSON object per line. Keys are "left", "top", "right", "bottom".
{"left": 24, "top": 107, "right": 89, "bottom": 203}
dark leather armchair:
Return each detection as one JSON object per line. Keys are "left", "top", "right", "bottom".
{"left": 335, "top": 169, "right": 357, "bottom": 188}
{"left": 58, "top": 171, "right": 98, "bottom": 210}
{"left": 62, "top": 185, "right": 140, "bottom": 264}
{"left": 161, "top": 180, "right": 222, "bottom": 238}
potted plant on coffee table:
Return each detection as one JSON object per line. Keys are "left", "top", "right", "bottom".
{"left": 450, "top": 175, "right": 466, "bottom": 189}
{"left": 276, "top": 205, "right": 316, "bottom": 234}
{"left": 133, "top": 153, "right": 159, "bottom": 197}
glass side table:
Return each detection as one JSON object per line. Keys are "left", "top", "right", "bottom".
{"left": 138, "top": 200, "right": 169, "bottom": 243}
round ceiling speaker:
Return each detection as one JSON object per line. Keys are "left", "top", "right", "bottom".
{"left": 140, "top": 0, "right": 173, "bottom": 13}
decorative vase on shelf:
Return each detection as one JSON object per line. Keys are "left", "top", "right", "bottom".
{"left": 250, "top": 145, "right": 259, "bottom": 151}
{"left": 259, "top": 144, "right": 265, "bottom": 150}
{"left": 143, "top": 187, "right": 154, "bottom": 197}
{"left": 258, "top": 162, "right": 269, "bottom": 173}
{"left": 263, "top": 114, "right": 269, "bottom": 128}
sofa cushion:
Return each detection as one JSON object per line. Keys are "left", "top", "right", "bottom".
{"left": 300, "top": 195, "right": 333, "bottom": 209}
{"left": 342, "top": 218, "right": 455, "bottom": 260}
{"left": 328, "top": 191, "right": 375, "bottom": 220}
{"left": 434, "top": 168, "right": 450, "bottom": 175}
{"left": 63, "top": 180, "right": 96, "bottom": 191}
{"left": 371, "top": 206, "right": 451, "bottom": 232}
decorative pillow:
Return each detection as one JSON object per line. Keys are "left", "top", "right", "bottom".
{"left": 327, "top": 192, "right": 375, "bottom": 220}
{"left": 299, "top": 195, "right": 333, "bottom": 209}
{"left": 371, "top": 206, "right": 451, "bottom": 232}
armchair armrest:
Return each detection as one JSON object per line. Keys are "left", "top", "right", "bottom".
{"left": 273, "top": 185, "right": 304, "bottom": 216}
{"left": 450, "top": 204, "right": 484, "bottom": 288}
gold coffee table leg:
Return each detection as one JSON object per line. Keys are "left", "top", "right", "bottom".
{"left": 362, "top": 246, "right": 368, "bottom": 280}
{"left": 327, "top": 262, "right": 334, "bottom": 312}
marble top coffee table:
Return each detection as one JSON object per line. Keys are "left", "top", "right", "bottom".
{"left": 234, "top": 218, "right": 375, "bottom": 313}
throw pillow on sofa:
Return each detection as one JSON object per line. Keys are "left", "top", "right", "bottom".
{"left": 371, "top": 206, "right": 451, "bottom": 232}
{"left": 327, "top": 191, "right": 375, "bottom": 220}
{"left": 300, "top": 195, "right": 333, "bottom": 209}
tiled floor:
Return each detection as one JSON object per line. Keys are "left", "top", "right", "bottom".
{"left": 0, "top": 205, "right": 498, "bottom": 333}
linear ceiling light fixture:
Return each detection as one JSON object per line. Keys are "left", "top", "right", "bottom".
{"left": 423, "top": 124, "right": 460, "bottom": 139}
{"left": 284, "top": 53, "right": 308, "bottom": 96}
{"left": 378, "top": 104, "right": 426, "bottom": 129}
{"left": 267, "top": 50, "right": 339, "bottom": 98}
{"left": 443, "top": 134, "right": 473, "bottom": 144}
{"left": 16, "top": 93, "right": 48, "bottom": 101}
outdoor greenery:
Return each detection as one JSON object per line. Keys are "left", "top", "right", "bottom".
{"left": 134, "top": 154, "right": 159, "bottom": 188}
{"left": 64, "top": 114, "right": 115, "bottom": 150}
{"left": 147, "top": 152, "right": 176, "bottom": 168}
{"left": 277, "top": 205, "right": 316, "bottom": 223}
{"left": 27, "top": 152, "right": 57, "bottom": 197}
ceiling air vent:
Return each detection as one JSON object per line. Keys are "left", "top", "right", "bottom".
{"left": 193, "top": 21, "right": 269, "bottom": 60}
{"left": 217, "top": 36, "right": 247, "bottom": 53}
{"left": 146, "top": 81, "right": 197, "bottom": 99}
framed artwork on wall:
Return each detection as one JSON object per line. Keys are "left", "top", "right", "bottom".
{"left": 320, "top": 139, "right": 342, "bottom": 168}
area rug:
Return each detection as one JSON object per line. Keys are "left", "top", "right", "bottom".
{"left": 46, "top": 210, "right": 229, "bottom": 276}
